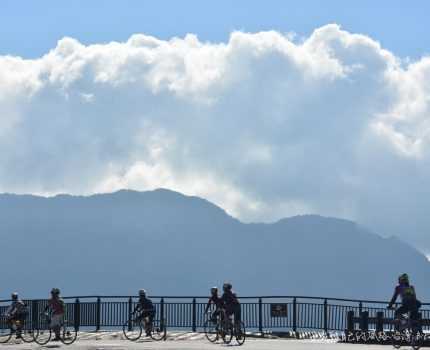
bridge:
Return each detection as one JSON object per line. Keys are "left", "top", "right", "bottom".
{"left": 1, "top": 295, "right": 429, "bottom": 348}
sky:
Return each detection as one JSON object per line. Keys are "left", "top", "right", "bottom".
{"left": 1, "top": 1, "right": 430, "bottom": 253}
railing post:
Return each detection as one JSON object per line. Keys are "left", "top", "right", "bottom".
{"left": 192, "top": 298, "right": 197, "bottom": 332}
{"left": 347, "top": 311, "right": 354, "bottom": 332}
{"left": 258, "top": 297, "right": 263, "bottom": 336}
{"left": 160, "top": 298, "right": 165, "bottom": 340}
{"left": 293, "top": 297, "right": 297, "bottom": 337}
{"left": 74, "top": 298, "right": 80, "bottom": 331}
{"left": 32, "top": 300, "right": 39, "bottom": 330}
{"left": 376, "top": 311, "right": 383, "bottom": 333}
{"left": 96, "top": 297, "right": 101, "bottom": 331}
{"left": 128, "top": 297, "right": 133, "bottom": 331}
{"left": 359, "top": 301, "right": 363, "bottom": 314}
{"left": 323, "top": 298, "right": 328, "bottom": 337}
{"left": 360, "top": 311, "right": 369, "bottom": 332}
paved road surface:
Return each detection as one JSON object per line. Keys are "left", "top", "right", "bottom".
{"left": 0, "top": 335, "right": 389, "bottom": 350}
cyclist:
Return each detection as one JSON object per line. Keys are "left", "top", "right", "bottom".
{"left": 133, "top": 289, "right": 155, "bottom": 336}
{"left": 387, "top": 273, "right": 421, "bottom": 325}
{"left": 44, "top": 288, "right": 65, "bottom": 341}
{"left": 205, "top": 287, "right": 224, "bottom": 323}
{"left": 5, "top": 292, "right": 28, "bottom": 339}
{"left": 221, "top": 283, "right": 241, "bottom": 327}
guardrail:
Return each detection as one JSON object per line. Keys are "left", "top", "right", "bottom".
{"left": 0, "top": 295, "right": 428, "bottom": 336}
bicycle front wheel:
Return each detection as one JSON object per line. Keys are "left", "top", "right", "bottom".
{"left": 235, "top": 321, "right": 246, "bottom": 346}
{"left": 122, "top": 319, "right": 142, "bottom": 341}
{"left": 204, "top": 319, "right": 218, "bottom": 343}
{"left": 221, "top": 321, "right": 233, "bottom": 344}
{"left": 410, "top": 331, "right": 423, "bottom": 350}
{"left": 21, "top": 328, "right": 37, "bottom": 343}
{"left": 391, "top": 330, "right": 404, "bottom": 349}
{"left": 60, "top": 321, "right": 77, "bottom": 345}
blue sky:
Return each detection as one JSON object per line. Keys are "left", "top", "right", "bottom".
{"left": 1, "top": 0, "right": 429, "bottom": 59}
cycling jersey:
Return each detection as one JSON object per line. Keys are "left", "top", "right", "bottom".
{"left": 7, "top": 300, "right": 27, "bottom": 317}
{"left": 221, "top": 290, "right": 239, "bottom": 307}
{"left": 205, "top": 295, "right": 223, "bottom": 312}
{"left": 48, "top": 297, "right": 65, "bottom": 315}
{"left": 135, "top": 297, "right": 155, "bottom": 313}
{"left": 389, "top": 283, "right": 417, "bottom": 306}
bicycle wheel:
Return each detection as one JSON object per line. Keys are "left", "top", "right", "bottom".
{"left": 235, "top": 321, "right": 246, "bottom": 346}
{"left": 122, "top": 319, "right": 142, "bottom": 341}
{"left": 410, "top": 331, "right": 423, "bottom": 350}
{"left": 0, "top": 327, "right": 12, "bottom": 344}
{"left": 33, "top": 328, "right": 51, "bottom": 345}
{"left": 221, "top": 320, "right": 233, "bottom": 344}
{"left": 21, "top": 328, "right": 37, "bottom": 343}
{"left": 60, "top": 321, "right": 77, "bottom": 345}
{"left": 391, "top": 330, "right": 404, "bottom": 349}
{"left": 204, "top": 319, "right": 218, "bottom": 343}
{"left": 149, "top": 319, "right": 166, "bottom": 341}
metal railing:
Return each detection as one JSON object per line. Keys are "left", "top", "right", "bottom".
{"left": 1, "top": 295, "right": 428, "bottom": 334}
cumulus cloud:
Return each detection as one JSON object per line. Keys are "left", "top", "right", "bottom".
{"left": 1, "top": 24, "right": 430, "bottom": 251}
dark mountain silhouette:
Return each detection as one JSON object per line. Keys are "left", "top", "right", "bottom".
{"left": 1, "top": 189, "right": 429, "bottom": 300}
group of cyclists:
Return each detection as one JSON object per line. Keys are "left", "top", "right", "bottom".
{"left": 3, "top": 288, "right": 65, "bottom": 341}
{"left": 1, "top": 274, "right": 423, "bottom": 342}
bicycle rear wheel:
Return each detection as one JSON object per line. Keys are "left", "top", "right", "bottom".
{"left": 122, "top": 319, "right": 142, "bottom": 341}
{"left": 60, "top": 321, "right": 77, "bottom": 345}
{"left": 204, "top": 319, "right": 218, "bottom": 343}
{"left": 235, "top": 321, "right": 246, "bottom": 346}
{"left": 33, "top": 328, "right": 51, "bottom": 345}
{"left": 149, "top": 319, "right": 166, "bottom": 341}
{"left": 0, "top": 328, "right": 12, "bottom": 344}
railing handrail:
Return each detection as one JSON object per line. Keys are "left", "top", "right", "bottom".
{"left": 1, "top": 294, "right": 428, "bottom": 306}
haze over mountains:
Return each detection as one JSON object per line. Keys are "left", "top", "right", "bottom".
{"left": 1, "top": 189, "right": 429, "bottom": 301}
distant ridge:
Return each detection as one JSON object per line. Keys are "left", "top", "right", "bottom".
{"left": 0, "top": 188, "right": 429, "bottom": 300}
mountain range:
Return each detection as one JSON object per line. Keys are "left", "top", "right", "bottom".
{"left": 1, "top": 189, "right": 429, "bottom": 301}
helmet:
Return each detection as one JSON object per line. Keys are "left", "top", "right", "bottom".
{"left": 210, "top": 287, "right": 218, "bottom": 295}
{"left": 51, "top": 288, "right": 60, "bottom": 295}
{"left": 223, "top": 282, "right": 232, "bottom": 291}
{"left": 11, "top": 292, "right": 18, "bottom": 300}
{"left": 399, "top": 273, "right": 409, "bottom": 283}
{"left": 138, "top": 289, "right": 146, "bottom": 297}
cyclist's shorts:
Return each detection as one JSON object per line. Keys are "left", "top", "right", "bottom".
{"left": 50, "top": 314, "right": 64, "bottom": 327}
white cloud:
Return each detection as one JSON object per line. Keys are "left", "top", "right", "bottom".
{"left": 1, "top": 24, "right": 430, "bottom": 250}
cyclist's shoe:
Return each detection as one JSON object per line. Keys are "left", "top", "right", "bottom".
{"left": 146, "top": 331, "right": 151, "bottom": 337}
{"left": 52, "top": 336, "right": 61, "bottom": 341}
{"left": 15, "top": 334, "right": 22, "bottom": 339}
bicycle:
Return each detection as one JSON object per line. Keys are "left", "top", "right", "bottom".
{"left": 0, "top": 314, "right": 34, "bottom": 343}
{"left": 32, "top": 312, "right": 77, "bottom": 345}
{"left": 204, "top": 308, "right": 246, "bottom": 345}
{"left": 390, "top": 311, "right": 423, "bottom": 350}
{"left": 122, "top": 310, "right": 166, "bottom": 341}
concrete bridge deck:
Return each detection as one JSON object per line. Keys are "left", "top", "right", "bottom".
{"left": 1, "top": 332, "right": 388, "bottom": 349}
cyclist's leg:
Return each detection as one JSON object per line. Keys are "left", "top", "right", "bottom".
{"left": 51, "top": 314, "right": 63, "bottom": 340}
{"left": 394, "top": 305, "right": 407, "bottom": 331}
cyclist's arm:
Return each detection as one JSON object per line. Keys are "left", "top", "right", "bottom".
{"left": 205, "top": 298, "right": 211, "bottom": 313}
{"left": 388, "top": 287, "right": 399, "bottom": 308}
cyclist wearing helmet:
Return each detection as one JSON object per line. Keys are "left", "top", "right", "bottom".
{"left": 45, "top": 288, "right": 65, "bottom": 341}
{"left": 205, "top": 287, "right": 224, "bottom": 323}
{"left": 6, "top": 293, "right": 28, "bottom": 339}
{"left": 221, "top": 282, "right": 241, "bottom": 326}
{"left": 388, "top": 273, "right": 421, "bottom": 321}
{"left": 133, "top": 289, "right": 155, "bottom": 336}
